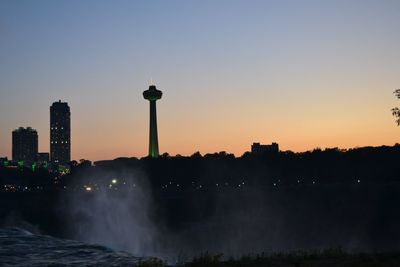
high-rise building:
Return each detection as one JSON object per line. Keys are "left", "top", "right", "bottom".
{"left": 50, "top": 100, "right": 71, "bottom": 164}
{"left": 12, "top": 127, "right": 38, "bottom": 162}
{"left": 143, "top": 84, "right": 162, "bottom": 158}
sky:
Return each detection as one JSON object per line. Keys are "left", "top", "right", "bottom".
{"left": 0, "top": 0, "right": 399, "bottom": 161}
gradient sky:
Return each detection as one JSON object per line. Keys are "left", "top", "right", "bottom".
{"left": 0, "top": 0, "right": 399, "bottom": 161}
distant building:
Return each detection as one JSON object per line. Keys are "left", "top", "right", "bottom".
{"left": 12, "top": 127, "right": 38, "bottom": 162}
{"left": 50, "top": 100, "right": 71, "bottom": 165}
{"left": 251, "top": 142, "right": 279, "bottom": 155}
{"left": 37, "top": 152, "right": 50, "bottom": 164}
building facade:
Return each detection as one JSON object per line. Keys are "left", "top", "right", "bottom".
{"left": 251, "top": 142, "right": 279, "bottom": 155}
{"left": 50, "top": 100, "right": 71, "bottom": 165}
{"left": 12, "top": 127, "right": 38, "bottom": 162}
{"left": 37, "top": 152, "right": 50, "bottom": 164}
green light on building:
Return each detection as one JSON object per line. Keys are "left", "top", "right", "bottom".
{"left": 3, "top": 161, "right": 9, "bottom": 167}
{"left": 18, "top": 161, "right": 24, "bottom": 167}
{"left": 31, "top": 163, "right": 36, "bottom": 172}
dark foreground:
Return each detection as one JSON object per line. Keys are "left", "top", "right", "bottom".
{"left": 1, "top": 146, "right": 400, "bottom": 265}
{"left": 185, "top": 251, "right": 400, "bottom": 267}
{"left": 2, "top": 228, "right": 400, "bottom": 267}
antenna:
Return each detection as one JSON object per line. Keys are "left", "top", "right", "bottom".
{"left": 150, "top": 77, "right": 155, "bottom": 86}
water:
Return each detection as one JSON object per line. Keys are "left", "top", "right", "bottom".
{"left": 0, "top": 228, "right": 162, "bottom": 266}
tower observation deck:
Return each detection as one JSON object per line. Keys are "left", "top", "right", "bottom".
{"left": 143, "top": 85, "right": 162, "bottom": 158}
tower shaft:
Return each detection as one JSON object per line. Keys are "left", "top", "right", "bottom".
{"left": 149, "top": 100, "right": 159, "bottom": 157}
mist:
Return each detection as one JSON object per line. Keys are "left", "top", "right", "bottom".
{"left": 64, "top": 169, "right": 162, "bottom": 257}
{"left": 61, "top": 163, "right": 400, "bottom": 263}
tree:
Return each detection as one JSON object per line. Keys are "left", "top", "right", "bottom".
{"left": 160, "top": 152, "right": 170, "bottom": 158}
{"left": 392, "top": 89, "right": 400, "bottom": 126}
{"left": 191, "top": 151, "right": 202, "bottom": 158}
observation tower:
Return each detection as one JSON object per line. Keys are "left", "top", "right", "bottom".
{"left": 143, "top": 84, "right": 162, "bottom": 158}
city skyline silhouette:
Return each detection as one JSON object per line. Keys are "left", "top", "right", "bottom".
{"left": 2, "top": 89, "right": 398, "bottom": 162}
